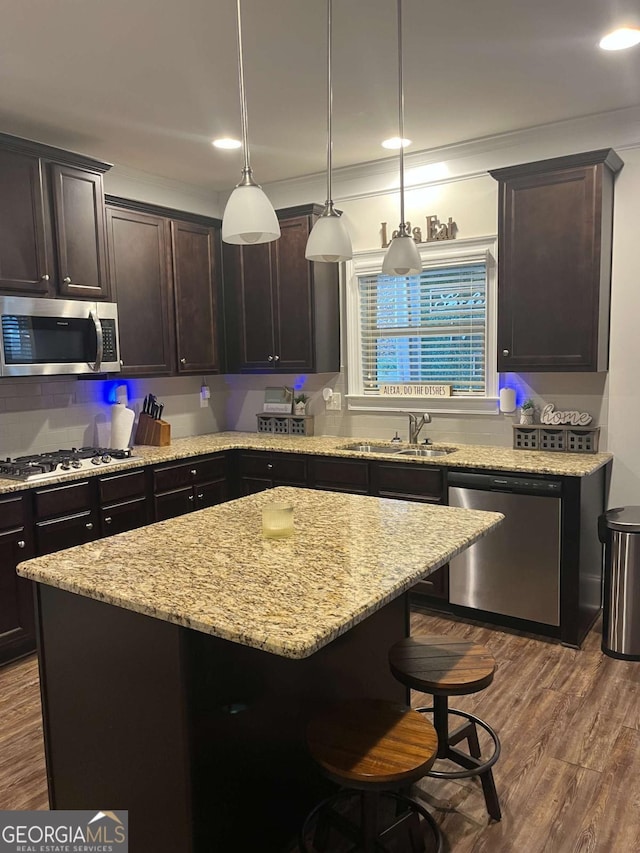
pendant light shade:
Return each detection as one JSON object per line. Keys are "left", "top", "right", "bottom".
{"left": 222, "top": 0, "right": 280, "bottom": 246}
{"left": 222, "top": 183, "right": 280, "bottom": 245}
{"left": 382, "top": 0, "right": 421, "bottom": 277}
{"left": 382, "top": 231, "right": 422, "bottom": 276}
{"left": 305, "top": 204, "right": 352, "bottom": 262}
{"left": 305, "top": 0, "right": 352, "bottom": 263}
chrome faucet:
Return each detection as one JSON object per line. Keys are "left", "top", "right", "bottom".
{"left": 408, "top": 412, "right": 431, "bottom": 444}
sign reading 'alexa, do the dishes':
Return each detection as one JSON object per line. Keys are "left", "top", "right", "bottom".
{"left": 380, "top": 383, "right": 451, "bottom": 397}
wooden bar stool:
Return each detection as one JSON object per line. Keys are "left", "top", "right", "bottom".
{"left": 389, "top": 636, "right": 502, "bottom": 822}
{"left": 299, "top": 699, "right": 443, "bottom": 853}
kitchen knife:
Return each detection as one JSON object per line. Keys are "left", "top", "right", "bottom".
{"left": 157, "top": 404, "right": 164, "bottom": 421}
{"left": 142, "top": 395, "right": 149, "bottom": 415}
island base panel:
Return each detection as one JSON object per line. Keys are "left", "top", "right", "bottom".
{"left": 36, "top": 586, "right": 408, "bottom": 852}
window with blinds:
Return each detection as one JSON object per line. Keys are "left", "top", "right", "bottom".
{"left": 358, "top": 260, "right": 487, "bottom": 395}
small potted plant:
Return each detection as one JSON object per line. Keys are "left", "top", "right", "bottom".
{"left": 294, "top": 393, "right": 309, "bottom": 415}
{"left": 520, "top": 398, "right": 535, "bottom": 425}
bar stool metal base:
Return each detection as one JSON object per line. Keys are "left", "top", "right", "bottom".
{"left": 299, "top": 788, "right": 443, "bottom": 853}
{"left": 416, "top": 698, "right": 502, "bottom": 822}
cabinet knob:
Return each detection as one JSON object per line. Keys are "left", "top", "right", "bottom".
{"left": 104, "top": 517, "right": 112, "bottom": 525}
{"left": 85, "top": 522, "right": 93, "bottom": 530}
{"left": 17, "top": 540, "right": 25, "bottom": 549}
{"left": 267, "top": 463, "right": 273, "bottom": 470}
{"left": 502, "top": 349, "right": 510, "bottom": 356}
{"left": 64, "top": 276, "right": 72, "bottom": 284}
{"left": 190, "top": 469, "right": 197, "bottom": 476}
{"left": 268, "top": 355, "right": 274, "bottom": 362}
{"left": 120, "top": 360, "right": 124, "bottom": 367}
{"left": 41, "top": 274, "right": 50, "bottom": 282}
{"left": 197, "top": 493, "right": 204, "bottom": 500}
{"left": 188, "top": 494, "right": 195, "bottom": 502}
{"left": 180, "top": 357, "right": 187, "bottom": 365}
{"left": 274, "top": 355, "right": 280, "bottom": 362}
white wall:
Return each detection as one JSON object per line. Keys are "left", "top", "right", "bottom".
{"left": 104, "top": 165, "right": 223, "bottom": 218}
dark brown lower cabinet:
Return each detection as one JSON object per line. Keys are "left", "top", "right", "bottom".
{"left": 308, "top": 457, "right": 369, "bottom": 494}
{"left": 101, "top": 497, "right": 149, "bottom": 536}
{"left": 35, "top": 510, "right": 99, "bottom": 557}
{"left": 237, "top": 452, "right": 307, "bottom": 496}
{"left": 0, "top": 494, "right": 35, "bottom": 665}
{"left": 153, "top": 454, "right": 229, "bottom": 521}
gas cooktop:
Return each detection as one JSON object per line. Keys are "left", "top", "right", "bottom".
{"left": 0, "top": 447, "right": 135, "bottom": 482}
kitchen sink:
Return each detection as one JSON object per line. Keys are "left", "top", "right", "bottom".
{"left": 396, "top": 448, "right": 452, "bottom": 457}
{"left": 341, "top": 443, "right": 403, "bottom": 454}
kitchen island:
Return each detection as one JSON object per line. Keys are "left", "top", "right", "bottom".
{"left": 19, "top": 487, "right": 502, "bottom": 852}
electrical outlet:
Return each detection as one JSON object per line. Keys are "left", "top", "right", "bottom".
{"left": 326, "top": 391, "right": 341, "bottom": 411}
{"left": 200, "top": 391, "right": 209, "bottom": 408}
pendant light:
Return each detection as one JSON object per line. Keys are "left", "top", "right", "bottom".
{"left": 382, "top": 0, "right": 421, "bottom": 276}
{"left": 305, "top": 0, "right": 353, "bottom": 263}
{"left": 222, "top": 0, "right": 280, "bottom": 245}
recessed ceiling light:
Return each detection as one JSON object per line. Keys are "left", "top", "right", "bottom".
{"left": 212, "top": 138, "right": 242, "bottom": 150}
{"left": 381, "top": 137, "right": 412, "bottom": 150}
{"left": 599, "top": 27, "right": 640, "bottom": 51}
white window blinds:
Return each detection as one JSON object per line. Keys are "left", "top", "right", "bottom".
{"left": 358, "top": 259, "right": 487, "bottom": 395}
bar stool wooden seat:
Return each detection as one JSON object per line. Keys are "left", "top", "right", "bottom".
{"left": 389, "top": 636, "right": 502, "bottom": 822}
{"left": 299, "top": 699, "right": 443, "bottom": 852}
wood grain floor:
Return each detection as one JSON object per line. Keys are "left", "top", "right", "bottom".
{"left": 3, "top": 609, "right": 640, "bottom": 851}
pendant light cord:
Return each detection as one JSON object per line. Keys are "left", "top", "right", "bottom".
{"left": 235, "top": 0, "right": 251, "bottom": 176}
{"left": 326, "top": 0, "right": 333, "bottom": 207}
{"left": 397, "top": 0, "right": 406, "bottom": 230}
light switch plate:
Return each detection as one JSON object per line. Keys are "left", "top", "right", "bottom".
{"left": 326, "top": 391, "right": 341, "bottom": 411}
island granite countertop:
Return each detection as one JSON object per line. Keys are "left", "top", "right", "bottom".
{"left": 0, "top": 431, "right": 613, "bottom": 495}
{"left": 18, "top": 486, "right": 503, "bottom": 659}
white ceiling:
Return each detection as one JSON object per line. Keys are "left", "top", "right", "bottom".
{"left": 1, "top": 0, "right": 639, "bottom": 192}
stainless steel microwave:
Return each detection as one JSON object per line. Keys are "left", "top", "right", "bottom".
{"left": 0, "top": 296, "right": 121, "bottom": 377}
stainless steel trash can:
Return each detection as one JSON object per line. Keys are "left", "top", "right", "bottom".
{"left": 599, "top": 507, "right": 640, "bottom": 660}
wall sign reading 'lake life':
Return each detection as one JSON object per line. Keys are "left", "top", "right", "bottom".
{"left": 540, "top": 403, "right": 593, "bottom": 426}
{"left": 380, "top": 383, "right": 452, "bottom": 397}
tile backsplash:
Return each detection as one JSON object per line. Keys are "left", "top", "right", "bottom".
{"left": 0, "top": 375, "right": 227, "bottom": 457}
{"left": 0, "top": 369, "right": 609, "bottom": 458}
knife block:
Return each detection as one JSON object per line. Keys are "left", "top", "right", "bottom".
{"left": 134, "top": 413, "right": 171, "bottom": 447}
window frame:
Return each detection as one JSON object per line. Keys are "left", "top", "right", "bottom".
{"left": 344, "top": 234, "right": 498, "bottom": 415}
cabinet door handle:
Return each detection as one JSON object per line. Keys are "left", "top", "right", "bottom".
{"left": 190, "top": 469, "right": 197, "bottom": 476}
{"left": 17, "top": 540, "right": 25, "bottom": 549}
{"left": 267, "top": 463, "right": 273, "bottom": 470}
{"left": 104, "top": 517, "right": 112, "bottom": 525}
{"left": 268, "top": 355, "right": 274, "bottom": 362}
{"left": 197, "top": 493, "right": 204, "bottom": 500}
{"left": 64, "top": 276, "right": 72, "bottom": 284}
{"left": 274, "top": 355, "right": 280, "bottom": 362}
{"left": 188, "top": 494, "right": 195, "bottom": 502}
{"left": 120, "top": 360, "right": 124, "bottom": 367}
{"left": 180, "top": 357, "right": 187, "bottom": 365}
{"left": 85, "top": 522, "right": 93, "bottom": 530}
{"left": 502, "top": 349, "right": 510, "bottom": 356}
{"left": 41, "top": 274, "right": 50, "bottom": 282}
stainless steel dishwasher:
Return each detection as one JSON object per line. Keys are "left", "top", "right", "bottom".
{"left": 448, "top": 471, "right": 562, "bottom": 626}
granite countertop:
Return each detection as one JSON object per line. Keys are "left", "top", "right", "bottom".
{"left": 0, "top": 431, "right": 613, "bottom": 495}
{"left": 18, "top": 486, "right": 503, "bottom": 659}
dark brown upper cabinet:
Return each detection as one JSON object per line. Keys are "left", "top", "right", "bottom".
{"left": 51, "top": 164, "right": 109, "bottom": 299}
{"left": 106, "top": 207, "right": 174, "bottom": 375}
{"left": 105, "top": 197, "right": 222, "bottom": 377}
{"left": 0, "top": 133, "right": 112, "bottom": 301}
{"left": 171, "top": 220, "right": 220, "bottom": 374}
{"left": 0, "top": 148, "right": 49, "bottom": 295}
{"left": 223, "top": 204, "right": 340, "bottom": 373}
{"left": 490, "top": 149, "right": 623, "bottom": 373}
